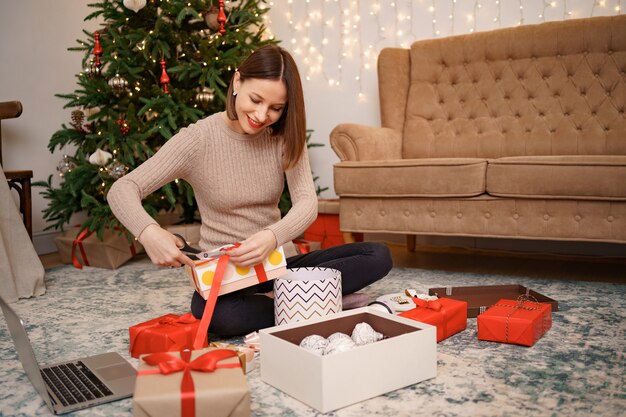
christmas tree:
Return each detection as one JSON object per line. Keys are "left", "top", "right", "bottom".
{"left": 35, "top": 0, "right": 276, "bottom": 240}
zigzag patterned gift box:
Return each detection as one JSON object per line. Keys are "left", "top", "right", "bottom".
{"left": 186, "top": 245, "right": 287, "bottom": 298}
{"left": 274, "top": 267, "right": 342, "bottom": 325}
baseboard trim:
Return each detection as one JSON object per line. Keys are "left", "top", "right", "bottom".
{"left": 33, "top": 230, "right": 61, "bottom": 255}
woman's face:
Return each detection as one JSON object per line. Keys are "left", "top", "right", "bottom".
{"left": 231, "top": 74, "right": 287, "bottom": 135}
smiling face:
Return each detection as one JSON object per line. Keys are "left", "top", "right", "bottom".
{"left": 229, "top": 73, "right": 287, "bottom": 135}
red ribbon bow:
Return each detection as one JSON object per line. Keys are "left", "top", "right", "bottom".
{"left": 138, "top": 349, "right": 240, "bottom": 417}
{"left": 158, "top": 313, "right": 197, "bottom": 326}
{"left": 412, "top": 297, "right": 443, "bottom": 311}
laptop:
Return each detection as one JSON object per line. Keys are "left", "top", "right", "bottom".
{"left": 0, "top": 295, "right": 136, "bottom": 414}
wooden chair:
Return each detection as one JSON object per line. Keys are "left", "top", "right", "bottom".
{"left": 0, "top": 101, "right": 33, "bottom": 239}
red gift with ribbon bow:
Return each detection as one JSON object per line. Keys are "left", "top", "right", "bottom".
{"left": 133, "top": 348, "right": 250, "bottom": 417}
{"left": 477, "top": 297, "right": 552, "bottom": 347}
{"left": 399, "top": 297, "right": 467, "bottom": 342}
{"left": 129, "top": 313, "right": 200, "bottom": 358}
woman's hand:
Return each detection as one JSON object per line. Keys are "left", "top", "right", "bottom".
{"left": 138, "top": 224, "right": 195, "bottom": 268}
{"left": 227, "top": 229, "right": 277, "bottom": 267}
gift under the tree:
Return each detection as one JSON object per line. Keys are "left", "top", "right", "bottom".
{"left": 399, "top": 296, "right": 467, "bottom": 342}
{"left": 477, "top": 298, "right": 552, "bottom": 347}
{"left": 129, "top": 313, "right": 200, "bottom": 358}
{"left": 185, "top": 244, "right": 287, "bottom": 298}
{"left": 54, "top": 226, "right": 142, "bottom": 269}
{"left": 133, "top": 348, "right": 250, "bottom": 417}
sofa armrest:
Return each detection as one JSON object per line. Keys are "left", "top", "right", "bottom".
{"left": 330, "top": 123, "right": 403, "bottom": 162}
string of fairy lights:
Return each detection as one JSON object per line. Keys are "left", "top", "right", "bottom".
{"left": 264, "top": 0, "right": 623, "bottom": 101}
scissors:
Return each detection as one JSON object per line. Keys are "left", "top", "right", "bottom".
{"left": 173, "top": 233, "right": 232, "bottom": 261}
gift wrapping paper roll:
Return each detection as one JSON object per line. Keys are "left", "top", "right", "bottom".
{"left": 274, "top": 267, "right": 342, "bottom": 325}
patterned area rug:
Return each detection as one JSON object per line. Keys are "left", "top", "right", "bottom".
{"left": 0, "top": 256, "right": 624, "bottom": 417}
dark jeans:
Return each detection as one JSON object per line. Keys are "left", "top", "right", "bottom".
{"left": 190, "top": 242, "right": 392, "bottom": 337}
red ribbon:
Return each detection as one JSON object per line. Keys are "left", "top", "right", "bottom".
{"left": 138, "top": 349, "right": 240, "bottom": 417}
{"left": 191, "top": 244, "right": 269, "bottom": 349}
{"left": 71, "top": 227, "right": 137, "bottom": 269}
{"left": 411, "top": 297, "right": 443, "bottom": 311}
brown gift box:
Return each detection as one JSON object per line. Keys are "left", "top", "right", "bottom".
{"left": 165, "top": 224, "right": 201, "bottom": 248}
{"left": 208, "top": 342, "right": 256, "bottom": 374}
{"left": 54, "top": 227, "right": 143, "bottom": 269}
{"left": 133, "top": 348, "right": 250, "bottom": 417}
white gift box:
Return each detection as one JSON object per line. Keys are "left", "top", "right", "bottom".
{"left": 260, "top": 307, "right": 437, "bottom": 413}
{"left": 185, "top": 245, "right": 287, "bottom": 298}
{"left": 274, "top": 267, "right": 342, "bottom": 325}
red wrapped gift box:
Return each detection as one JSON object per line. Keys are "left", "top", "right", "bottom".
{"left": 399, "top": 297, "right": 467, "bottom": 342}
{"left": 477, "top": 298, "right": 552, "bottom": 347}
{"left": 129, "top": 313, "right": 200, "bottom": 358}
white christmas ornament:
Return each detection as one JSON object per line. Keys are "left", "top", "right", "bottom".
{"left": 88, "top": 149, "right": 113, "bottom": 166}
{"left": 123, "top": 0, "right": 146, "bottom": 13}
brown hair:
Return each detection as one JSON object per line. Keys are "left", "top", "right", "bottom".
{"left": 226, "top": 45, "right": 306, "bottom": 169}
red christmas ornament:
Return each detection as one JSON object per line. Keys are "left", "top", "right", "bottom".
{"left": 117, "top": 115, "right": 130, "bottom": 135}
{"left": 93, "top": 32, "right": 103, "bottom": 69}
{"left": 160, "top": 59, "right": 170, "bottom": 94}
{"left": 218, "top": 0, "right": 227, "bottom": 35}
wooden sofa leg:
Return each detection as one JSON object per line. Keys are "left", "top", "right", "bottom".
{"left": 342, "top": 232, "right": 364, "bottom": 244}
{"left": 406, "top": 235, "right": 416, "bottom": 252}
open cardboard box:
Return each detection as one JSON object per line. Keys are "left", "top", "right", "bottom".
{"left": 428, "top": 284, "right": 559, "bottom": 318}
{"left": 260, "top": 307, "right": 437, "bottom": 413}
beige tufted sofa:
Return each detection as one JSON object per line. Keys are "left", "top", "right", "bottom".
{"left": 330, "top": 15, "right": 626, "bottom": 250}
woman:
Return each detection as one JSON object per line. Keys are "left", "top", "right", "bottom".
{"left": 109, "top": 45, "right": 392, "bottom": 337}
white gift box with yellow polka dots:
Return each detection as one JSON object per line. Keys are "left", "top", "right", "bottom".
{"left": 185, "top": 245, "right": 288, "bottom": 298}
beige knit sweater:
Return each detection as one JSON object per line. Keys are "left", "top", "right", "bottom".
{"left": 108, "top": 112, "right": 318, "bottom": 257}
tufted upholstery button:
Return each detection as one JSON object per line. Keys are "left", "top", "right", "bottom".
{"left": 380, "top": 210, "right": 386, "bottom": 216}
{"left": 430, "top": 211, "right": 436, "bottom": 218}
{"left": 404, "top": 210, "right": 410, "bottom": 217}
{"left": 607, "top": 215, "right": 615, "bottom": 222}
{"left": 543, "top": 214, "right": 550, "bottom": 221}
{"left": 513, "top": 213, "right": 520, "bottom": 220}
{"left": 550, "top": 128, "right": 556, "bottom": 133}
{"left": 564, "top": 111, "right": 570, "bottom": 116}
{"left": 456, "top": 212, "right": 463, "bottom": 219}
{"left": 484, "top": 212, "right": 491, "bottom": 219}
{"left": 608, "top": 50, "right": 613, "bottom": 55}
{"left": 356, "top": 209, "right": 362, "bottom": 216}
{"left": 574, "top": 214, "right": 581, "bottom": 222}
{"left": 539, "top": 111, "right": 545, "bottom": 116}
{"left": 591, "top": 110, "right": 597, "bottom": 116}
{"left": 604, "top": 126, "right": 610, "bottom": 132}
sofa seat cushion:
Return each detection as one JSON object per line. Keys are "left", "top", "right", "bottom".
{"left": 487, "top": 155, "right": 626, "bottom": 201}
{"left": 334, "top": 158, "right": 487, "bottom": 197}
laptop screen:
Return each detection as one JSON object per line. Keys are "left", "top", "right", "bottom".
{"left": 0, "top": 296, "right": 54, "bottom": 409}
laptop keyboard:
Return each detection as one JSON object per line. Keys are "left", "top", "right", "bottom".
{"left": 40, "top": 361, "right": 113, "bottom": 407}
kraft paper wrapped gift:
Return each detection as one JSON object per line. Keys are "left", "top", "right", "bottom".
{"left": 133, "top": 348, "right": 250, "bottom": 417}
{"left": 129, "top": 313, "right": 200, "bottom": 358}
{"left": 186, "top": 245, "right": 287, "bottom": 298}
{"left": 54, "top": 227, "right": 143, "bottom": 269}
{"left": 477, "top": 298, "right": 552, "bottom": 347}
{"left": 165, "top": 224, "right": 201, "bottom": 247}
{"left": 208, "top": 342, "right": 256, "bottom": 374}
{"left": 399, "top": 297, "right": 467, "bottom": 342}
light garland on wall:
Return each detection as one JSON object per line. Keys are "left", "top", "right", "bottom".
{"left": 272, "top": 0, "right": 623, "bottom": 101}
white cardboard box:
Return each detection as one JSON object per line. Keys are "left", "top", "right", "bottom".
{"left": 260, "top": 307, "right": 437, "bottom": 413}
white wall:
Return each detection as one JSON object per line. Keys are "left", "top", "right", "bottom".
{"left": 0, "top": 1, "right": 621, "bottom": 254}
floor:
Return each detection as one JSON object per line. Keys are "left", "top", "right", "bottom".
{"left": 39, "top": 242, "right": 626, "bottom": 282}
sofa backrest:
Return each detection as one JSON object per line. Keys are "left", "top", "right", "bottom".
{"left": 379, "top": 15, "right": 626, "bottom": 159}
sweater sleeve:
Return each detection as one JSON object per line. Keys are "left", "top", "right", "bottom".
{"left": 107, "top": 123, "right": 202, "bottom": 238}
{"left": 266, "top": 146, "right": 318, "bottom": 246}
